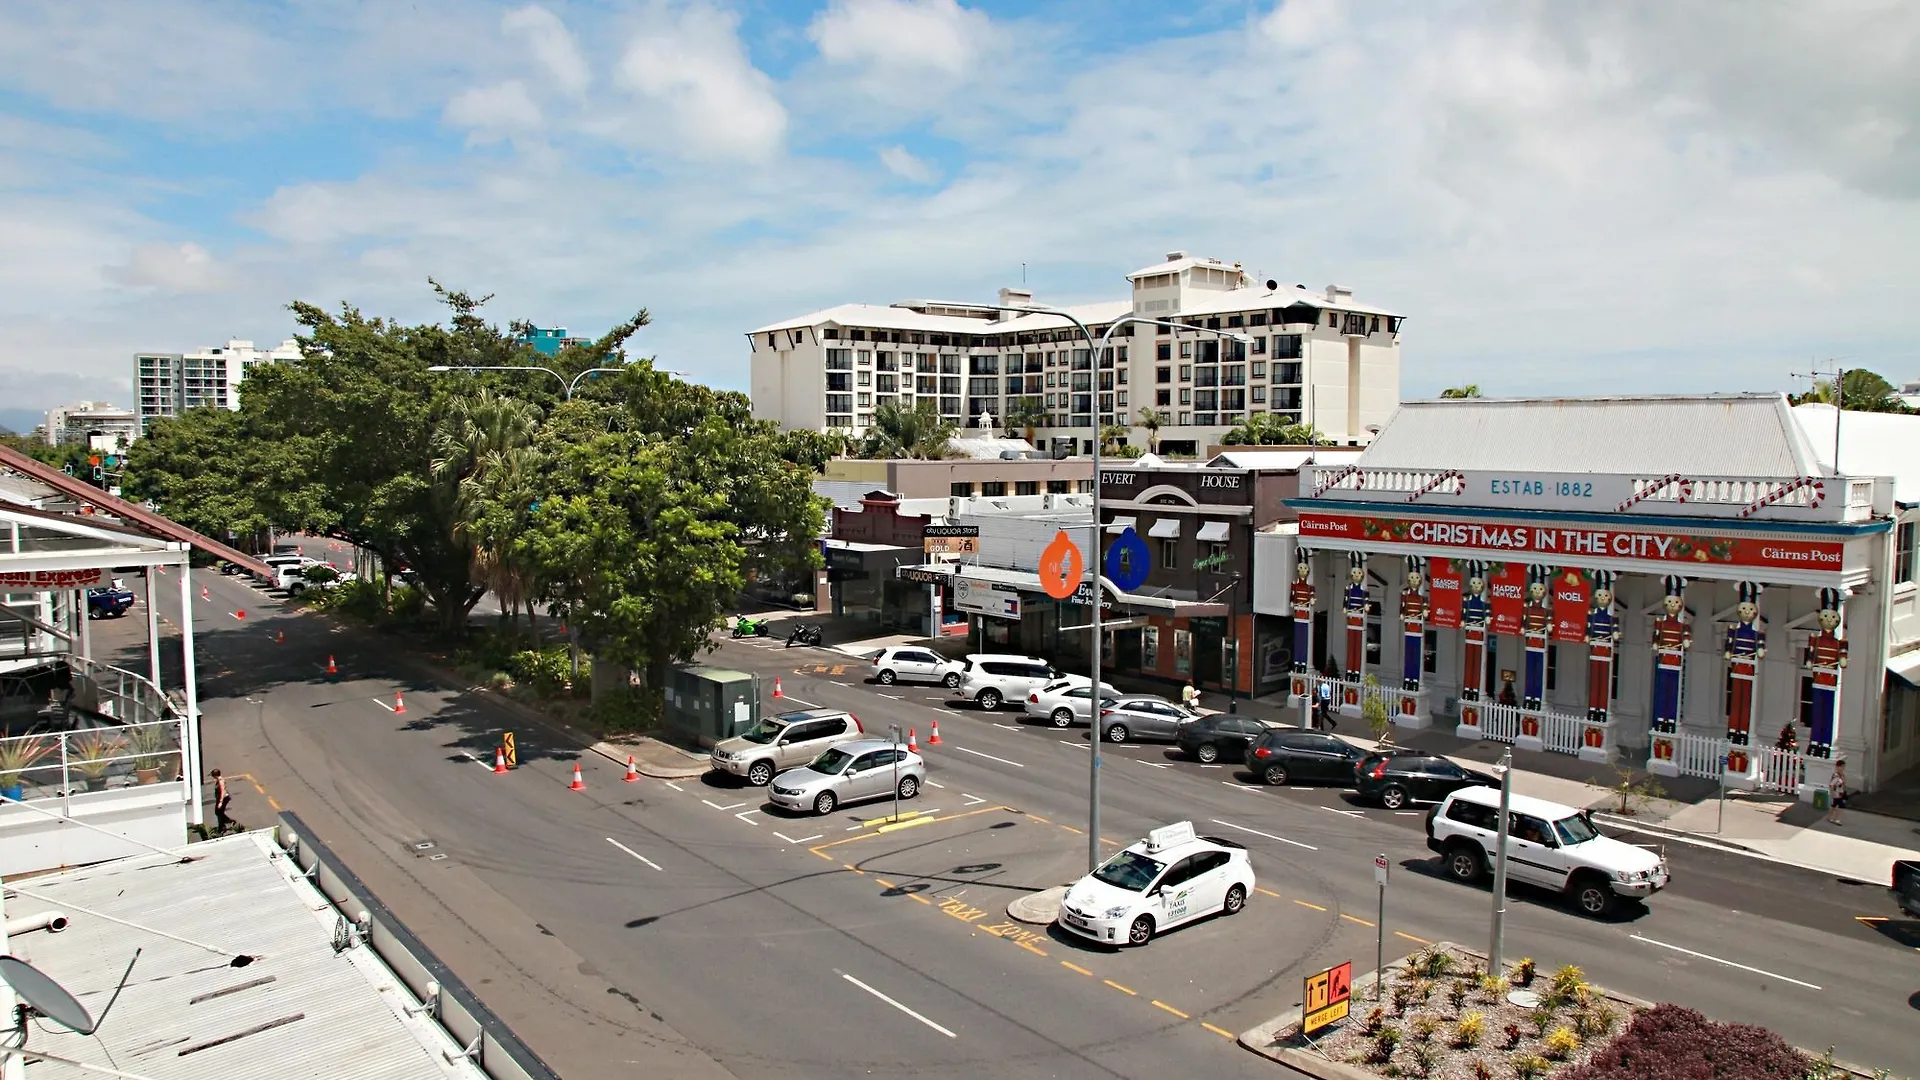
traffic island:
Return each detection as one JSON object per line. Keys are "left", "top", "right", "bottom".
{"left": 1006, "top": 884, "right": 1069, "bottom": 925}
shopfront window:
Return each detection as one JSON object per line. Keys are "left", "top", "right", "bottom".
{"left": 1899, "top": 521, "right": 1916, "bottom": 583}
{"left": 1174, "top": 629, "right": 1193, "bottom": 675}
{"left": 1365, "top": 601, "right": 1382, "bottom": 667}
{"left": 1143, "top": 625, "right": 1159, "bottom": 669}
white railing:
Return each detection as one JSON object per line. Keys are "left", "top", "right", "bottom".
{"left": 1326, "top": 677, "right": 1416, "bottom": 720}
{"left": 1475, "top": 702, "right": 1525, "bottom": 744}
{"left": 66, "top": 654, "right": 180, "bottom": 726}
{"left": 1540, "top": 711, "right": 1585, "bottom": 755}
{"left": 1660, "top": 731, "right": 1726, "bottom": 779}
{"left": 1756, "top": 746, "right": 1805, "bottom": 794}
{"left": 0, "top": 717, "right": 186, "bottom": 807}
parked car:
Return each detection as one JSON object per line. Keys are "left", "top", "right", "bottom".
{"left": 709, "top": 709, "right": 867, "bottom": 787}
{"left": 1242, "top": 729, "right": 1367, "bottom": 786}
{"left": 1353, "top": 752, "right": 1498, "bottom": 809}
{"left": 1025, "top": 678, "right": 1120, "bottom": 727}
{"left": 1891, "top": 859, "right": 1920, "bottom": 918}
{"left": 952, "top": 654, "right": 1057, "bottom": 711}
{"left": 1174, "top": 714, "right": 1277, "bottom": 763}
{"left": 1057, "top": 821, "right": 1254, "bottom": 947}
{"left": 86, "top": 583, "right": 135, "bottom": 619}
{"left": 766, "top": 739, "right": 925, "bottom": 816}
{"left": 870, "top": 646, "right": 963, "bottom": 688}
{"left": 1094, "top": 695, "right": 1202, "bottom": 744}
{"left": 1425, "top": 786, "right": 1668, "bottom": 918}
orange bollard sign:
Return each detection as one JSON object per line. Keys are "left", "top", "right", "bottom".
{"left": 1039, "top": 530, "right": 1083, "bottom": 601}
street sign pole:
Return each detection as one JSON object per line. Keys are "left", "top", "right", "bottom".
{"left": 889, "top": 724, "right": 903, "bottom": 822}
{"left": 1717, "top": 753, "right": 1728, "bottom": 833}
{"left": 1488, "top": 747, "right": 1513, "bottom": 977}
{"left": 1373, "top": 853, "right": 1388, "bottom": 1000}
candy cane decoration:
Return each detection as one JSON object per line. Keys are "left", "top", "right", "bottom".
{"left": 1614, "top": 474, "right": 1693, "bottom": 513}
{"left": 1738, "top": 476, "right": 1825, "bottom": 518}
{"left": 1312, "top": 464, "right": 1363, "bottom": 497}
{"left": 1404, "top": 469, "right": 1465, "bottom": 503}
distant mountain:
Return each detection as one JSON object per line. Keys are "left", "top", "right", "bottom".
{"left": 0, "top": 408, "right": 44, "bottom": 437}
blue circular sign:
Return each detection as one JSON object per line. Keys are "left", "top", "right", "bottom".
{"left": 1105, "top": 527, "right": 1151, "bottom": 592}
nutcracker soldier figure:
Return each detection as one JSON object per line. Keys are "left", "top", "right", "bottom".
{"left": 1521, "top": 567, "right": 1553, "bottom": 710}
{"left": 1649, "top": 577, "right": 1691, "bottom": 735}
{"left": 1459, "top": 564, "right": 1491, "bottom": 703}
{"left": 1289, "top": 553, "right": 1316, "bottom": 700}
{"left": 1343, "top": 556, "right": 1369, "bottom": 681}
{"left": 1585, "top": 571, "right": 1620, "bottom": 723}
{"left": 1401, "top": 558, "right": 1428, "bottom": 692}
{"left": 1724, "top": 582, "right": 1766, "bottom": 745}
{"left": 1804, "top": 588, "right": 1848, "bottom": 759}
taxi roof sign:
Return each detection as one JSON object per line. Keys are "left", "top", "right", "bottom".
{"left": 1146, "top": 821, "right": 1195, "bottom": 853}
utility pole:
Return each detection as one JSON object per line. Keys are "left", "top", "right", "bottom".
{"left": 1791, "top": 361, "right": 1849, "bottom": 473}
{"left": 1488, "top": 747, "right": 1514, "bottom": 976}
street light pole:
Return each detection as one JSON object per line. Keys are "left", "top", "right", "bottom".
{"left": 1488, "top": 747, "right": 1514, "bottom": 976}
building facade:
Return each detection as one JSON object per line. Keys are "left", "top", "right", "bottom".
{"left": 816, "top": 450, "right": 1093, "bottom": 502}
{"left": 1265, "top": 394, "right": 1917, "bottom": 796}
{"left": 135, "top": 338, "right": 301, "bottom": 433}
{"left": 749, "top": 251, "right": 1403, "bottom": 454}
{"left": 44, "top": 402, "right": 138, "bottom": 449}
{"left": 522, "top": 326, "right": 593, "bottom": 356}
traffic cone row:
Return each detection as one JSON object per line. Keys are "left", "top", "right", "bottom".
{"left": 623, "top": 756, "right": 640, "bottom": 783}
{"left": 569, "top": 763, "right": 587, "bottom": 791}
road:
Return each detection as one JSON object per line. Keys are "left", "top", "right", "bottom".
{"left": 97, "top": 567, "right": 1920, "bottom": 1078}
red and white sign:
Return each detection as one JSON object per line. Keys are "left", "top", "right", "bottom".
{"left": 1488, "top": 562, "right": 1526, "bottom": 636}
{"left": 1427, "top": 558, "right": 1462, "bottom": 630}
{"left": 1551, "top": 569, "right": 1590, "bottom": 643}
{"left": 0, "top": 568, "right": 108, "bottom": 590}
{"left": 1297, "top": 513, "right": 1844, "bottom": 573}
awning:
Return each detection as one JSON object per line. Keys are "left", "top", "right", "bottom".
{"left": 1195, "top": 521, "right": 1231, "bottom": 543}
{"left": 1148, "top": 518, "right": 1182, "bottom": 539}
{"left": 1889, "top": 650, "right": 1920, "bottom": 688}
{"left": 1105, "top": 516, "right": 1137, "bottom": 535}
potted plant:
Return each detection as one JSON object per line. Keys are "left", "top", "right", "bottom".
{"left": 125, "top": 723, "right": 174, "bottom": 784}
{"left": 0, "top": 733, "right": 51, "bottom": 802}
{"left": 69, "top": 729, "right": 128, "bottom": 792}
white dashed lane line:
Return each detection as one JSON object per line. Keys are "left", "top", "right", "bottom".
{"left": 952, "top": 746, "right": 1025, "bottom": 768}
{"left": 606, "top": 837, "right": 664, "bottom": 871}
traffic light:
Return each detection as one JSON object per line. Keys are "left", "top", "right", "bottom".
{"left": 92, "top": 466, "right": 104, "bottom": 481}
{"left": 62, "top": 463, "right": 73, "bottom": 475}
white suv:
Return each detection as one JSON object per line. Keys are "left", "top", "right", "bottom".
{"left": 952, "top": 654, "right": 1057, "bottom": 711}
{"left": 1425, "top": 786, "right": 1669, "bottom": 918}
{"left": 870, "top": 646, "right": 963, "bottom": 688}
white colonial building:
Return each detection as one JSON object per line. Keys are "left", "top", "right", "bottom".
{"left": 748, "top": 252, "right": 1404, "bottom": 455}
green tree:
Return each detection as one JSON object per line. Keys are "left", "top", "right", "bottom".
{"left": 1439, "top": 384, "right": 1482, "bottom": 399}
{"left": 1219, "top": 412, "right": 1325, "bottom": 446}
{"left": 1099, "top": 423, "right": 1131, "bottom": 455}
{"left": 1791, "top": 369, "right": 1909, "bottom": 413}
{"left": 856, "top": 401, "right": 956, "bottom": 459}
{"left": 430, "top": 389, "right": 543, "bottom": 634}
{"left": 123, "top": 407, "right": 272, "bottom": 539}
{"left": 1005, "top": 396, "right": 1048, "bottom": 445}
{"left": 1135, "top": 407, "right": 1168, "bottom": 454}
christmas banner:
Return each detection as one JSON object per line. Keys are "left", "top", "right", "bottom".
{"left": 1427, "top": 558, "right": 1462, "bottom": 630}
{"left": 1551, "top": 568, "right": 1591, "bottom": 643}
{"left": 1298, "top": 512, "right": 1844, "bottom": 573}
{"left": 1489, "top": 561, "right": 1526, "bottom": 637}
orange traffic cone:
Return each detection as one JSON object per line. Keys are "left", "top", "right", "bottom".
{"left": 928, "top": 718, "right": 942, "bottom": 746}
{"left": 326, "top": 655, "right": 338, "bottom": 677}
{"left": 393, "top": 692, "right": 406, "bottom": 714}
{"left": 234, "top": 609, "right": 245, "bottom": 620}
{"left": 493, "top": 746, "right": 509, "bottom": 773}
{"left": 907, "top": 728, "right": 919, "bottom": 754}
{"left": 623, "top": 756, "right": 640, "bottom": 783}
{"left": 569, "top": 763, "right": 586, "bottom": 791}
{"left": 773, "top": 677, "right": 783, "bottom": 699}
{"left": 200, "top": 586, "right": 209, "bottom": 601}
{"left": 275, "top": 630, "right": 285, "bottom": 644}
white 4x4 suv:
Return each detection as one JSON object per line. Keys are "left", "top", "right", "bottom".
{"left": 952, "top": 654, "right": 1057, "bottom": 711}
{"left": 1425, "top": 786, "right": 1668, "bottom": 918}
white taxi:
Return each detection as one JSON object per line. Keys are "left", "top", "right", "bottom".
{"left": 1056, "top": 821, "right": 1255, "bottom": 947}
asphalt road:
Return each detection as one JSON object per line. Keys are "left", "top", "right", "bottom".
{"left": 96, "top": 568, "right": 1920, "bottom": 1078}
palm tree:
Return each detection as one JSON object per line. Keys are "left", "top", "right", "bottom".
{"left": 1219, "top": 412, "right": 1325, "bottom": 446}
{"left": 1099, "top": 424, "right": 1132, "bottom": 455}
{"left": 857, "top": 401, "right": 957, "bottom": 459}
{"left": 1790, "top": 370, "right": 1907, "bottom": 413}
{"left": 1005, "top": 397, "right": 1048, "bottom": 445}
{"left": 1135, "top": 407, "right": 1167, "bottom": 454}
{"left": 431, "top": 389, "right": 542, "bottom": 633}
{"left": 1439, "top": 384, "right": 1482, "bottom": 399}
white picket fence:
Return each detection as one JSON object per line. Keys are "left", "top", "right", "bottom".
{"left": 1473, "top": 701, "right": 1525, "bottom": 744}
{"left": 1324, "top": 677, "right": 1417, "bottom": 720}
{"left": 1661, "top": 731, "right": 1805, "bottom": 793}
{"left": 1665, "top": 731, "right": 1726, "bottom": 780}
{"left": 1539, "top": 711, "right": 1586, "bottom": 755}
{"left": 1756, "top": 746, "right": 1805, "bottom": 795}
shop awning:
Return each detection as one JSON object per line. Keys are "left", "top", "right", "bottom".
{"left": 1195, "top": 521, "right": 1231, "bottom": 543}
{"left": 1148, "top": 518, "right": 1182, "bottom": 539}
{"left": 1889, "top": 650, "right": 1920, "bottom": 688}
{"left": 1105, "top": 516, "right": 1137, "bottom": 534}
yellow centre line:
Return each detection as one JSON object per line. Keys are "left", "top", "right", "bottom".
{"left": 1027, "top": 814, "right": 1052, "bottom": 824}
{"left": 1059, "top": 824, "right": 1084, "bottom": 835}
{"left": 1103, "top": 979, "right": 1137, "bottom": 996}
{"left": 877, "top": 816, "right": 935, "bottom": 834}
{"left": 1341, "top": 913, "right": 1375, "bottom": 927}
{"left": 1293, "top": 899, "right": 1327, "bottom": 912}
{"left": 1395, "top": 931, "right": 1432, "bottom": 945}
{"left": 1201, "top": 1022, "right": 1236, "bottom": 1039}
{"left": 1151, "top": 1000, "right": 1190, "bottom": 1019}
{"left": 910, "top": 894, "right": 932, "bottom": 905}
{"left": 843, "top": 864, "right": 865, "bottom": 875}
{"left": 1061, "top": 961, "right": 1093, "bottom": 976}
{"left": 874, "top": 878, "right": 897, "bottom": 890}
{"left": 1254, "top": 887, "right": 1282, "bottom": 898}
{"left": 1019, "top": 942, "right": 1048, "bottom": 956}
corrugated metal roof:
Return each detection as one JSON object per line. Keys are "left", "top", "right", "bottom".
{"left": 5, "top": 832, "right": 484, "bottom": 1080}
{"left": 1792, "top": 403, "right": 1920, "bottom": 505}
{"left": 1355, "top": 394, "right": 1825, "bottom": 477}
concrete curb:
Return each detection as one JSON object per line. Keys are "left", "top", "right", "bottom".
{"left": 1006, "top": 885, "right": 1069, "bottom": 925}
{"left": 1589, "top": 813, "right": 1889, "bottom": 886}
{"left": 589, "top": 741, "right": 710, "bottom": 780}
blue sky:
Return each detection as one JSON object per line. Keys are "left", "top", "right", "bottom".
{"left": 2, "top": 0, "right": 1918, "bottom": 424}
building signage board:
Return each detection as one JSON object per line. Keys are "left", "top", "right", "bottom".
{"left": 924, "top": 524, "right": 981, "bottom": 556}
{"left": 1551, "top": 569, "right": 1591, "bottom": 643}
{"left": 955, "top": 577, "right": 1022, "bottom": 621}
{"left": 898, "top": 567, "right": 950, "bottom": 586}
{"left": 1488, "top": 561, "right": 1526, "bottom": 636}
{"left": 0, "top": 569, "right": 107, "bottom": 589}
{"left": 824, "top": 546, "right": 868, "bottom": 572}
{"left": 1297, "top": 513, "right": 1844, "bottom": 573}
{"left": 1427, "top": 558, "right": 1462, "bottom": 629}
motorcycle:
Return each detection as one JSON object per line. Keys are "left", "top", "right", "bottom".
{"left": 732, "top": 616, "right": 770, "bottom": 639}
{"left": 785, "top": 623, "right": 823, "bottom": 648}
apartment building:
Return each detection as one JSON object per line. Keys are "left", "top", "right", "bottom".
{"left": 747, "top": 251, "right": 1404, "bottom": 454}
{"left": 44, "top": 401, "right": 139, "bottom": 449}
{"left": 135, "top": 338, "right": 301, "bottom": 433}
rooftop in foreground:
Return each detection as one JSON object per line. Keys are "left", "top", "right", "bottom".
{"left": 5, "top": 831, "right": 486, "bottom": 1079}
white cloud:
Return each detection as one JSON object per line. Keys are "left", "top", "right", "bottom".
{"left": 878, "top": 145, "right": 936, "bottom": 183}
{"left": 443, "top": 80, "right": 545, "bottom": 143}
{"left": 613, "top": 3, "right": 786, "bottom": 163}
{"left": 808, "top": 0, "right": 991, "bottom": 75}
{"left": 108, "top": 241, "right": 233, "bottom": 293}
{"left": 503, "top": 5, "right": 590, "bottom": 98}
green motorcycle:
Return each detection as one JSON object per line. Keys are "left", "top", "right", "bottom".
{"left": 732, "top": 615, "right": 770, "bottom": 639}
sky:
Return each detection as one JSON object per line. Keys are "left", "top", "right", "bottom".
{"left": 2, "top": 0, "right": 1918, "bottom": 425}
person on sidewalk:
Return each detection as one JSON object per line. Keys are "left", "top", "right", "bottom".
{"left": 1826, "top": 760, "right": 1847, "bottom": 826}
{"left": 210, "top": 769, "right": 236, "bottom": 834}
{"left": 1182, "top": 681, "right": 1200, "bottom": 712}
{"left": 1314, "top": 679, "right": 1337, "bottom": 731}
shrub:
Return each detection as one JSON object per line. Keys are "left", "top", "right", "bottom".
{"left": 1479, "top": 973, "right": 1511, "bottom": 1000}
{"left": 1411, "top": 977, "right": 1435, "bottom": 1003}
{"left": 1559, "top": 1003, "right": 1811, "bottom": 1080}
{"left": 585, "top": 685, "right": 662, "bottom": 736}
{"left": 312, "top": 578, "right": 387, "bottom": 620}
{"left": 1370, "top": 1023, "right": 1402, "bottom": 1063}
{"left": 1411, "top": 947, "right": 1457, "bottom": 979}
{"left": 1502, "top": 1022, "right": 1525, "bottom": 1050}
{"left": 1453, "top": 1010, "right": 1486, "bottom": 1048}
{"left": 506, "top": 646, "right": 583, "bottom": 697}
{"left": 1361, "top": 1006, "right": 1386, "bottom": 1035}
{"left": 1468, "top": 1058, "right": 1493, "bottom": 1080}
{"left": 1548, "top": 964, "right": 1588, "bottom": 1006}
{"left": 1407, "top": 1042, "right": 1438, "bottom": 1077}
{"left": 1392, "top": 982, "right": 1415, "bottom": 1015}
{"left": 1513, "top": 957, "right": 1537, "bottom": 985}
{"left": 1448, "top": 979, "right": 1471, "bottom": 1010}
{"left": 1530, "top": 1008, "right": 1557, "bottom": 1036}
{"left": 1409, "top": 1016, "right": 1438, "bottom": 1043}
{"left": 1511, "top": 1053, "right": 1551, "bottom": 1080}
{"left": 1574, "top": 1002, "right": 1617, "bottom": 1039}
{"left": 1542, "top": 1026, "right": 1581, "bottom": 1061}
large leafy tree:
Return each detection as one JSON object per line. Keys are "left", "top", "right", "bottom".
{"left": 123, "top": 407, "right": 272, "bottom": 539}
{"left": 1219, "top": 412, "right": 1326, "bottom": 446}
{"left": 430, "top": 389, "right": 543, "bottom": 633}
{"left": 1790, "top": 369, "right": 1909, "bottom": 413}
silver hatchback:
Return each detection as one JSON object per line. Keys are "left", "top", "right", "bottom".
{"left": 1096, "top": 695, "right": 1203, "bottom": 744}
{"left": 767, "top": 739, "right": 926, "bottom": 816}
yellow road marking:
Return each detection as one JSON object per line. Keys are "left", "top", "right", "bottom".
{"left": 1395, "top": 931, "right": 1432, "bottom": 945}
{"left": 1855, "top": 916, "right": 1887, "bottom": 924}
{"left": 266, "top": 796, "right": 282, "bottom": 811}
{"left": 1104, "top": 980, "right": 1137, "bottom": 996}
{"left": 807, "top": 805, "right": 1010, "bottom": 856}
{"left": 1202, "top": 1022, "right": 1236, "bottom": 1039}
{"left": 1059, "top": 824, "right": 1084, "bottom": 835}
{"left": 1027, "top": 814, "right": 1052, "bottom": 824}
{"left": 1019, "top": 941, "right": 1048, "bottom": 956}
{"left": 865, "top": 810, "right": 922, "bottom": 828}
{"left": 812, "top": 849, "right": 835, "bottom": 861}
{"left": 1061, "top": 961, "right": 1093, "bottom": 976}
{"left": 1100, "top": 836, "right": 1121, "bottom": 845}
{"left": 1294, "top": 899, "right": 1327, "bottom": 912}
{"left": 1152, "top": 1000, "right": 1190, "bottom": 1019}
{"left": 910, "top": 893, "right": 932, "bottom": 905}
{"left": 877, "top": 816, "right": 935, "bottom": 834}
{"left": 1341, "top": 913, "right": 1375, "bottom": 927}
{"left": 843, "top": 864, "right": 865, "bottom": 875}
{"left": 875, "top": 878, "right": 897, "bottom": 890}
{"left": 1255, "top": 887, "right": 1282, "bottom": 898}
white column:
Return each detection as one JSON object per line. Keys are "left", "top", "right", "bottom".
{"left": 178, "top": 566, "right": 203, "bottom": 827}
{"left": 146, "top": 567, "right": 163, "bottom": 689}
{"left": 76, "top": 589, "right": 91, "bottom": 660}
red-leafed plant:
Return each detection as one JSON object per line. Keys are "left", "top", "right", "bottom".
{"left": 1561, "top": 1003, "right": 1810, "bottom": 1079}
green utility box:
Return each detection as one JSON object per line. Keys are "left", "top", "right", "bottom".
{"left": 664, "top": 665, "right": 761, "bottom": 748}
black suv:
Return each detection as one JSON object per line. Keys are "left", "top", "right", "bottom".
{"left": 1175, "top": 714, "right": 1274, "bottom": 764}
{"left": 1354, "top": 752, "right": 1497, "bottom": 809}
{"left": 1244, "top": 730, "right": 1365, "bottom": 786}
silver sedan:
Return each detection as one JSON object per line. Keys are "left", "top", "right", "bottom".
{"left": 766, "top": 739, "right": 926, "bottom": 816}
{"left": 1024, "top": 678, "right": 1121, "bottom": 728}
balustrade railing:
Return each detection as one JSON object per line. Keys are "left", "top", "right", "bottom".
{"left": 0, "top": 718, "right": 185, "bottom": 806}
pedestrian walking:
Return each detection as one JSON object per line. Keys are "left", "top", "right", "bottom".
{"left": 211, "top": 769, "right": 236, "bottom": 833}
{"left": 1182, "top": 681, "right": 1200, "bottom": 712}
{"left": 1314, "top": 678, "right": 1337, "bottom": 731}
{"left": 1826, "top": 760, "right": 1847, "bottom": 826}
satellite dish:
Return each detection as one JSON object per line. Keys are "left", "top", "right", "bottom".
{"left": 0, "top": 955, "right": 97, "bottom": 1035}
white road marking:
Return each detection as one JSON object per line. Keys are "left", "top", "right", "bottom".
{"left": 605, "top": 837, "right": 663, "bottom": 871}
{"left": 1220, "top": 781, "right": 1260, "bottom": 794}
{"left": 1320, "top": 805, "right": 1365, "bottom": 818}
{"left": 1057, "top": 740, "right": 1088, "bottom": 750}
{"left": 779, "top": 695, "right": 821, "bottom": 708}
{"left": 372, "top": 697, "right": 395, "bottom": 712}
{"left": 846, "top": 824, "right": 865, "bottom": 831}
{"left": 702, "top": 799, "right": 747, "bottom": 811}
{"left": 1211, "top": 818, "right": 1318, "bottom": 851}
{"left": 992, "top": 723, "right": 1021, "bottom": 731}
{"left": 880, "top": 693, "right": 905, "bottom": 700}
{"left": 774, "top": 831, "right": 823, "bottom": 845}
{"left": 459, "top": 751, "right": 492, "bottom": 770}
{"left": 735, "top": 810, "right": 761, "bottom": 826}
{"left": 1628, "top": 935, "right": 1822, "bottom": 991}
{"left": 953, "top": 746, "right": 1025, "bottom": 768}
{"left": 663, "top": 781, "right": 684, "bottom": 792}
{"left": 1199, "top": 764, "right": 1223, "bottom": 769}
{"left": 839, "top": 973, "right": 957, "bottom": 1038}
{"left": 1142, "top": 761, "right": 1170, "bottom": 769}
{"left": 925, "top": 780, "right": 945, "bottom": 788}
{"left": 1394, "top": 811, "right": 1424, "bottom": 816}
{"left": 961, "top": 793, "right": 986, "bottom": 806}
